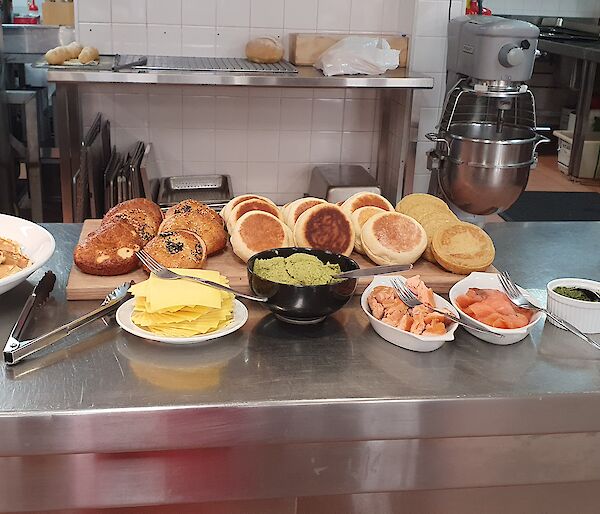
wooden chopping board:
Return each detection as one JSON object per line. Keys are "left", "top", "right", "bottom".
{"left": 66, "top": 219, "right": 497, "bottom": 300}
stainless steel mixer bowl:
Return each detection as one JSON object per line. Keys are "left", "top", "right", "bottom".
{"left": 427, "top": 123, "right": 549, "bottom": 216}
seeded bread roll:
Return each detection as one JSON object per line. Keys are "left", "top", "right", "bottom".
{"left": 143, "top": 230, "right": 207, "bottom": 270}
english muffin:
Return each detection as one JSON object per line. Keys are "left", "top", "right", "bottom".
{"left": 283, "top": 197, "right": 328, "bottom": 228}
{"left": 105, "top": 208, "right": 160, "bottom": 244}
{"left": 431, "top": 222, "right": 495, "bottom": 274}
{"left": 361, "top": 212, "right": 427, "bottom": 266}
{"left": 143, "top": 230, "right": 207, "bottom": 270}
{"left": 230, "top": 211, "right": 293, "bottom": 263}
{"left": 104, "top": 198, "right": 163, "bottom": 228}
{"left": 341, "top": 192, "right": 393, "bottom": 218}
{"left": 294, "top": 203, "right": 355, "bottom": 256}
{"left": 74, "top": 218, "right": 144, "bottom": 276}
{"left": 350, "top": 206, "right": 386, "bottom": 254}
{"left": 226, "top": 198, "right": 282, "bottom": 234}
{"left": 165, "top": 199, "right": 224, "bottom": 227}
{"left": 221, "top": 194, "right": 276, "bottom": 224}
{"left": 159, "top": 210, "right": 227, "bottom": 256}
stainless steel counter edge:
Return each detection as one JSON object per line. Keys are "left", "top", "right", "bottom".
{"left": 47, "top": 66, "right": 435, "bottom": 88}
{"left": 2, "top": 393, "right": 600, "bottom": 457}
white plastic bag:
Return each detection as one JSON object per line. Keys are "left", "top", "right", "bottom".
{"left": 314, "top": 36, "right": 400, "bottom": 77}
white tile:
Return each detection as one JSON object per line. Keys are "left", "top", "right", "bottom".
{"left": 149, "top": 128, "right": 183, "bottom": 162}
{"left": 350, "top": 0, "right": 383, "bottom": 33}
{"left": 248, "top": 87, "right": 282, "bottom": 97}
{"left": 113, "top": 127, "right": 149, "bottom": 150}
{"left": 216, "top": 96, "right": 249, "bottom": 129}
{"left": 215, "top": 130, "right": 248, "bottom": 161}
{"left": 111, "top": 0, "right": 146, "bottom": 23}
{"left": 415, "top": 141, "right": 432, "bottom": 175}
{"left": 412, "top": 72, "right": 446, "bottom": 109}
{"left": 310, "top": 131, "right": 342, "bottom": 163}
{"left": 114, "top": 93, "right": 148, "bottom": 128}
{"left": 216, "top": 0, "right": 250, "bottom": 27}
{"left": 81, "top": 93, "right": 114, "bottom": 127}
{"left": 396, "top": 0, "right": 416, "bottom": 35}
{"left": 341, "top": 132, "right": 373, "bottom": 162}
{"left": 182, "top": 129, "right": 216, "bottom": 161}
{"left": 345, "top": 89, "right": 377, "bottom": 99}
{"left": 251, "top": 0, "right": 284, "bottom": 28}
{"left": 182, "top": 0, "right": 216, "bottom": 25}
{"left": 112, "top": 24, "right": 147, "bottom": 54}
{"left": 183, "top": 96, "right": 216, "bottom": 129}
{"left": 216, "top": 162, "right": 247, "bottom": 194}
{"left": 78, "top": 23, "right": 113, "bottom": 54}
{"left": 183, "top": 161, "right": 217, "bottom": 175}
{"left": 249, "top": 27, "right": 283, "bottom": 43}
{"left": 182, "top": 26, "right": 216, "bottom": 57}
{"left": 282, "top": 88, "right": 313, "bottom": 98}
{"left": 314, "top": 88, "right": 345, "bottom": 99}
{"left": 414, "top": 0, "right": 449, "bottom": 37}
{"left": 279, "top": 131, "right": 311, "bottom": 162}
{"left": 381, "top": 0, "right": 401, "bottom": 33}
{"left": 343, "top": 99, "right": 376, "bottom": 131}
{"left": 280, "top": 98, "right": 312, "bottom": 130}
{"left": 248, "top": 130, "right": 280, "bottom": 162}
{"left": 148, "top": 94, "right": 182, "bottom": 129}
{"left": 312, "top": 99, "right": 344, "bottom": 131}
{"left": 410, "top": 36, "right": 447, "bottom": 73}
{"left": 249, "top": 97, "right": 281, "bottom": 130}
{"left": 317, "top": 0, "right": 351, "bottom": 31}
{"left": 413, "top": 172, "right": 432, "bottom": 193}
{"left": 216, "top": 27, "right": 250, "bottom": 57}
{"left": 212, "top": 86, "right": 249, "bottom": 97}
{"left": 247, "top": 162, "right": 279, "bottom": 192}
{"left": 450, "top": 0, "right": 464, "bottom": 19}
{"left": 147, "top": 25, "right": 182, "bottom": 56}
{"left": 78, "top": 0, "right": 111, "bottom": 23}
{"left": 417, "top": 107, "right": 441, "bottom": 141}
{"left": 277, "top": 162, "right": 310, "bottom": 193}
{"left": 284, "top": 0, "right": 318, "bottom": 29}
{"left": 147, "top": 0, "right": 181, "bottom": 24}
{"left": 155, "top": 160, "right": 183, "bottom": 177}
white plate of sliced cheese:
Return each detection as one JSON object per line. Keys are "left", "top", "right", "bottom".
{"left": 117, "top": 298, "right": 248, "bottom": 345}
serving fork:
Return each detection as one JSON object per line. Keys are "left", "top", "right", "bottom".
{"left": 498, "top": 270, "right": 600, "bottom": 351}
{"left": 390, "top": 278, "right": 504, "bottom": 337}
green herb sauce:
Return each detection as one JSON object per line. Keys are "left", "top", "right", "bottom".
{"left": 554, "top": 286, "right": 600, "bottom": 302}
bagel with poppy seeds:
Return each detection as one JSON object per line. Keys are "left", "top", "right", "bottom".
{"left": 226, "top": 198, "right": 282, "bottom": 234}
{"left": 104, "top": 198, "right": 163, "bottom": 229}
{"left": 293, "top": 203, "right": 355, "bottom": 256}
{"left": 283, "top": 197, "right": 328, "bottom": 228}
{"left": 143, "top": 230, "right": 207, "bottom": 270}
{"left": 230, "top": 211, "right": 293, "bottom": 263}
{"left": 361, "top": 212, "right": 427, "bottom": 265}
{"left": 159, "top": 209, "right": 227, "bottom": 256}
{"left": 105, "top": 208, "right": 160, "bottom": 244}
{"left": 165, "top": 199, "right": 224, "bottom": 227}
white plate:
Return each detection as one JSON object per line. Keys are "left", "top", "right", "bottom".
{"left": 116, "top": 298, "right": 248, "bottom": 345}
{"left": 0, "top": 214, "right": 55, "bottom": 295}
{"left": 361, "top": 276, "right": 459, "bottom": 352}
{"left": 449, "top": 272, "right": 545, "bottom": 345}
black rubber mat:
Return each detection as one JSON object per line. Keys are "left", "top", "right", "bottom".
{"left": 499, "top": 191, "right": 600, "bottom": 221}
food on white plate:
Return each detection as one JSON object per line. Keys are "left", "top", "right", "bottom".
{"left": 361, "top": 211, "right": 427, "bottom": 265}
{"left": 455, "top": 288, "right": 533, "bottom": 329}
{"left": 341, "top": 191, "right": 394, "bottom": 218}
{"left": 74, "top": 218, "right": 144, "bottom": 276}
{"left": 143, "top": 230, "right": 207, "bottom": 270}
{"left": 350, "top": 206, "right": 386, "bottom": 255}
{"left": 0, "top": 237, "right": 31, "bottom": 279}
{"left": 78, "top": 46, "right": 100, "bottom": 64}
{"left": 226, "top": 198, "right": 282, "bottom": 234}
{"left": 431, "top": 222, "right": 495, "bottom": 274}
{"left": 66, "top": 41, "right": 84, "bottom": 60}
{"left": 221, "top": 194, "right": 276, "bottom": 225}
{"left": 129, "top": 269, "right": 234, "bottom": 337}
{"left": 283, "top": 197, "right": 328, "bottom": 229}
{"left": 253, "top": 252, "right": 342, "bottom": 286}
{"left": 231, "top": 211, "right": 293, "bottom": 263}
{"left": 367, "top": 276, "right": 452, "bottom": 336}
{"left": 245, "top": 37, "right": 284, "bottom": 64}
{"left": 294, "top": 203, "right": 355, "bottom": 257}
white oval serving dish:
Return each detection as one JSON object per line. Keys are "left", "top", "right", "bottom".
{"left": 547, "top": 278, "right": 600, "bottom": 334}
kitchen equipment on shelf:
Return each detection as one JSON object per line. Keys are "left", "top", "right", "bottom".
{"left": 157, "top": 175, "right": 232, "bottom": 210}
{"left": 308, "top": 165, "right": 381, "bottom": 203}
{"left": 427, "top": 16, "right": 549, "bottom": 216}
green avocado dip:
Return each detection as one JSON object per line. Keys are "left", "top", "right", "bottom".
{"left": 252, "top": 253, "right": 342, "bottom": 286}
{"left": 554, "top": 286, "right": 600, "bottom": 302}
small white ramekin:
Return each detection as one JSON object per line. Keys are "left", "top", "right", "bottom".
{"left": 547, "top": 278, "right": 600, "bottom": 334}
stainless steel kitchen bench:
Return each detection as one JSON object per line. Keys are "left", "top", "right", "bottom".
{"left": 1, "top": 222, "right": 600, "bottom": 513}
{"left": 48, "top": 64, "right": 434, "bottom": 222}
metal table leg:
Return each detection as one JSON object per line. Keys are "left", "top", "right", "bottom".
{"left": 569, "top": 60, "right": 597, "bottom": 179}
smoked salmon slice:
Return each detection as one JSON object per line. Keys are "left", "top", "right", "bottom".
{"left": 455, "top": 288, "right": 533, "bottom": 329}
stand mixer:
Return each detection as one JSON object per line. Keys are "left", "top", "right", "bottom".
{"left": 427, "top": 16, "right": 550, "bottom": 217}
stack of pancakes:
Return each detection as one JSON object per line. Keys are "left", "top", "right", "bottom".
{"left": 396, "top": 194, "right": 495, "bottom": 274}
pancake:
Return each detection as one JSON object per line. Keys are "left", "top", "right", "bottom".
{"left": 226, "top": 198, "right": 281, "bottom": 233}
{"left": 294, "top": 203, "right": 355, "bottom": 256}
{"left": 395, "top": 193, "right": 449, "bottom": 216}
{"left": 283, "top": 197, "right": 328, "bottom": 228}
{"left": 159, "top": 210, "right": 227, "bottom": 256}
{"left": 221, "top": 194, "right": 276, "bottom": 224}
{"left": 361, "top": 212, "right": 427, "bottom": 265}
{"left": 105, "top": 198, "right": 163, "bottom": 228}
{"left": 341, "top": 192, "right": 393, "bottom": 218}
{"left": 230, "top": 211, "right": 293, "bottom": 263}
{"left": 350, "top": 206, "right": 386, "bottom": 254}
{"left": 143, "top": 230, "right": 207, "bottom": 269}
{"left": 431, "top": 222, "right": 495, "bottom": 274}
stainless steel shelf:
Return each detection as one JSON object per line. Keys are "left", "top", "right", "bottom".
{"left": 48, "top": 65, "right": 434, "bottom": 89}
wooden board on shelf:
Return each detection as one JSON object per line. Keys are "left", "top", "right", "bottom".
{"left": 66, "top": 219, "right": 496, "bottom": 300}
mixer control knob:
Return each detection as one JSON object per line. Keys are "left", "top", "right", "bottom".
{"left": 498, "top": 44, "right": 525, "bottom": 68}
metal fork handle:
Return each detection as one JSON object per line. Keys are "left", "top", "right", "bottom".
{"left": 543, "top": 309, "right": 600, "bottom": 351}
{"left": 428, "top": 306, "right": 504, "bottom": 338}
{"left": 176, "top": 275, "right": 269, "bottom": 303}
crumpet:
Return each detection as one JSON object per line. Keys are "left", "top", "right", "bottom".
{"left": 350, "top": 206, "right": 385, "bottom": 254}
{"left": 431, "top": 222, "right": 495, "bottom": 275}
{"left": 226, "top": 198, "right": 281, "bottom": 233}
{"left": 284, "top": 197, "right": 328, "bottom": 228}
{"left": 294, "top": 203, "right": 355, "bottom": 256}
{"left": 361, "top": 212, "right": 427, "bottom": 266}
{"left": 341, "top": 192, "right": 393, "bottom": 218}
{"left": 231, "top": 211, "right": 293, "bottom": 263}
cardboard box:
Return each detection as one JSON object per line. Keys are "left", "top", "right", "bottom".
{"left": 42, "top": 2, "right": 74, "bottom": 27}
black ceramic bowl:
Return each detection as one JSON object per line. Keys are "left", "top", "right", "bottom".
{"left": 246, "top": 247, "right": 359, "bottom": 324}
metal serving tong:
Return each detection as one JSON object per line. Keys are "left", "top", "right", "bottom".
{"left": 3, "top": 274, "right": 132, "bottom": 366}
